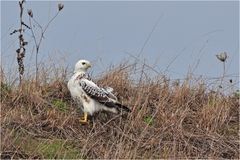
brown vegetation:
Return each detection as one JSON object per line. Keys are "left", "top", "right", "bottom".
{"left": 0, "top": 63, "right": 239, "bottom": 159}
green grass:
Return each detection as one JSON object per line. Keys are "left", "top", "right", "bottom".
{"left": 13, "top": 133, "right": 82, "bottom": 159}
{"left": 144, "top": 115, "right": 154, "bottom": 125}
{"left": 234, "top": 90, "right": 240, "bottom": 97}
{"left": 52, "top": 99, "right": 68, "bottom": 112}
{"left": 38, "top": 139, "right": 82, "bottom": 159}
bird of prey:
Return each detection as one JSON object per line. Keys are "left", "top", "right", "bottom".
{"left": 67, "top": 59, "right": 131, "bottom": 123}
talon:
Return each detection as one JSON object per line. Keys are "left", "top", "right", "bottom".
{"left": 79, "top": 119, "right": 88, "bottom": 124}
{"left": 79, "top": 112, "right": 88, "bottom": 124}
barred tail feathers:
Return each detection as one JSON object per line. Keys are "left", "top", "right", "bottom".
{"left": 100, "top": 101, "right": 131, "bottom": 113}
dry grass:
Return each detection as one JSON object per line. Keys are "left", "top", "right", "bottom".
{"left": 0, "top": 62, "right": 239, "bottom": 159}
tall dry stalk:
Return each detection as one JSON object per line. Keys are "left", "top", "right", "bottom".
{"left": 10, "top": 0, "right": 29, "bottom": 85}
{"left": 27, "top": 3, "right": 64, "bottom": 86}
{"left": 216, "top": 51, "right": 228, "bottom": 89}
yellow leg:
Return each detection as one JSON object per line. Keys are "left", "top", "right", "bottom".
{"left": 79, "top": 112, "right": 88, "bottom": 124}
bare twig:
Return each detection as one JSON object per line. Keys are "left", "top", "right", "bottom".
{"left": 138, "top": 14, "right": 163, "bottom": 57}
{"left": 13, "top": 0, "right": 28, "bottom": 85}
{"left": 27, "top": 3, "right": 64, "bottom": 86}
{"left": 216, "top": 52, "right": 228, "bottom": 89}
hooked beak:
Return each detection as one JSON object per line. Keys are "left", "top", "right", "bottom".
{"left": 87, "top": 63, "right": 92, "bottom": 68}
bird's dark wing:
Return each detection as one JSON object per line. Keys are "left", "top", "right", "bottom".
{"left": 79, "top": 78, "right": 131, "bottom": 112}
{"left": 79, "top": 79, "right": 110, "bottom": 103}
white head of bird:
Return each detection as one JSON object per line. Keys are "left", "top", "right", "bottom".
{"left": 74, "top": 59, "right": 92, "bottom": 73}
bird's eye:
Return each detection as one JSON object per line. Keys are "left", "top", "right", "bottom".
{"left": 82, "top": 62, "right": 86, "bottom": 65}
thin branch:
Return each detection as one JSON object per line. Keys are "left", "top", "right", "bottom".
{"left": 37, "top": 11, "right": 60, "bottom": 50}
{"left": 43, "top": 11, "right": 60, "bottom": 34}
{"left": 28, "top": 6, "right": 63, "bottom": 85}
{"left": 138, "top": 14, "right": 163, "bottom": 57}
{"left": 124, "top": 51, "right": 161, "bottom": 75}
{"left": 16, "top": 0, "right": 27, "bottom": 85}
{"left": 28, "top": 17, "right": 38, "bottom": 50}
{"left": 32, "top": 17, "right": 44, "bottom": 33}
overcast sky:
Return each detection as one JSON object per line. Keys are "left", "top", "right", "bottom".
{"left": 1, "top": 1, "right": 239, "bottom": 85}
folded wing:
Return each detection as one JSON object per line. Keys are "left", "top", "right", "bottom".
{"left": 79, "top": 78, "right": 131, "bottom": 112}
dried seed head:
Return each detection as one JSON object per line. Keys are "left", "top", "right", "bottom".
{"left": 16, "top": 48, "right": 21, "bottom": 53}
{"left": 19, "top": 0, "right": 25, "bottom": 4}
{"left": 28, "top": 9, "right": 33, "bottom": 17}
{"left": 58, "top": 3, "right": 64, "bottom": 11}
{"left": 23, "top": 41, "right": 28, "bottom": 46}
{"left": 216, "top": 52, "right": 228, "bottom": 62}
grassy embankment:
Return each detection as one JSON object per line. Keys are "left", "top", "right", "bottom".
{"left": 1, "top": 62, "right": 239, "bottom": 159}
